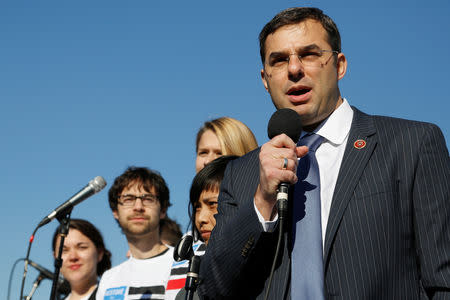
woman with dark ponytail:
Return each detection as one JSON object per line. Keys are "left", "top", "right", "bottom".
{"left": 52, "top": 219, "right": 111, "bottom": 300}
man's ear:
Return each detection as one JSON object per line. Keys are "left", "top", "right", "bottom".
{"left": 113, "top": 210, "right": 119, "bottom": 220}
{"left": 261, "top": 68, "right": 269, "bottom": 91}
{"left": 336, "top": 52, "right": 347, "bottom": 80}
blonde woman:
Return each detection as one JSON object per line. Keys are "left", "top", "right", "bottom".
{"left": 195, "top": 117, "right": 258, "bottom": 173}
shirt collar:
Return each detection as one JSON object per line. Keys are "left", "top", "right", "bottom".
{"left": 302, "top": 98, "right": 353, "bottom": 145}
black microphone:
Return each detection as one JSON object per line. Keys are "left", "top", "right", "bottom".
{"left": 263, "top": 109, "right": 303, "bottom": 300}
{"left": 173, "top": 235, "right": 201, "bottom": 300}
{"left": 28, "top": 260, "right": 71, "bottom": 294}
{"left": 38, "top": 176, "right": 107, "bottom": 227}
{"left": 267, "top": 108, "right": 302, "bottom": 217}
{"left": 174, "top": 235, "right": 194, "bottom": 262}
{"left": 267, "top": 108, "right": 302, "bottom": 141}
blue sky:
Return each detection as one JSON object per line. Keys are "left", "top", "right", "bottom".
{"left": 1, "top": 1, "right": 449, "bottom": 299}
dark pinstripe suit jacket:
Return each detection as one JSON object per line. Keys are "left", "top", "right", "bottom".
{"left": 198, "top": 108, "right": 450, "bottom": 299}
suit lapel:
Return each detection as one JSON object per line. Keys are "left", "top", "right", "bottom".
{"left": 323, "top": 108, "right": 377, "bottom": 267}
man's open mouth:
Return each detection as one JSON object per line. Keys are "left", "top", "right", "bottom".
{"left": 288, "top": 88, "right": 310, "bottom": 96}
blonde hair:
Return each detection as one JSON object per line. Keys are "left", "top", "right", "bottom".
{"left": 196, "top": 117, "right": 258, "bottom": 156}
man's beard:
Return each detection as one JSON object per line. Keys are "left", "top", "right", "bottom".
{"left": 120, "top": 216, "right": 157, "bottom": 237}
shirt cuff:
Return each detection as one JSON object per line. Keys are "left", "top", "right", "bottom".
{"left": 254, "top": 199, "right": 278, "bottom": 232}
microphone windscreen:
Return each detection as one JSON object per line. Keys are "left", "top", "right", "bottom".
{"left": 90, "top": 176, "right": 107, "bottom": 193}
{"left": 173, "top": 235, "right": 194, "bottom": 262}
{"left": 267, "top": 108, "right": 302, "bottom": 142}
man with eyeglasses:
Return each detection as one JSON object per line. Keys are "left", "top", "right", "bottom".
{"left": 199, "top": 7, "right": 450, "bottom": 299}
{"left": 97, "top": 166, "right": 174, "bottom": 300}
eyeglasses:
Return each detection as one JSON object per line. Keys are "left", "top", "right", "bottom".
{"left": 266, "top": 49, "right": 338, "bottom": 72}
{"left": 118, "top": 194, "right": 158, "bottom": 207}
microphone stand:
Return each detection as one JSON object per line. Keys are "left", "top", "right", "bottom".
{"left": 184, "top": 255, "right": 201, "bottom": 300}
{"left": 49, "top": 208, "right": 73, "bottom": 300}
{"left": 25, "top": 273, "right": 45, "bottom": 300}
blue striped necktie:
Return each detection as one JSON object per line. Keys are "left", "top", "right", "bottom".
{"left": 291, "top": 133, "right": 325, "bottom": 299}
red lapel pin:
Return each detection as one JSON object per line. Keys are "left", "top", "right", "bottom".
{"left": 354, "top": 139, "right": 366, "bottom": 149}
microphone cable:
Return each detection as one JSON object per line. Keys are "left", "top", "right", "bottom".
{"left": 264, "top": 185, "right": 289, "bottom": 300}
{"left": 7, "top": 257, "right": 25, "bottom": 300}
{"left": 19, "top": 225, "right": 39, "bottom": 300}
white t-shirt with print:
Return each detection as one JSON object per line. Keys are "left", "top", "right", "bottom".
{"left": 96, "top": 247, "right": 174, "bottom": 300}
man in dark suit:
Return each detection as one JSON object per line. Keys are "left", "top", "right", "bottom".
{"left": 198, "top": 7, "right": 450, "bottom": 299}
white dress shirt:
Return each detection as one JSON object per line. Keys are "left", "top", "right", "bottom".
{"left": 255, "top": 98, "right": 354, "bottom": 247}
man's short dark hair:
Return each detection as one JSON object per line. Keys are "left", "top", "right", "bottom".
{"left": 259, "top": 7, "right": 341, "bottom": 64}
{"left": 108, "top": 166, "right": 171, "bottom": 213}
